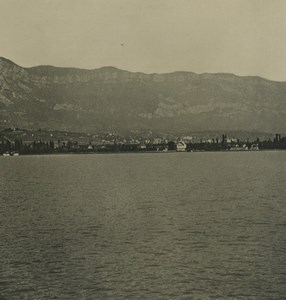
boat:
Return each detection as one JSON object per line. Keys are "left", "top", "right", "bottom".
{"left": 2, "top": 151, "right": 20, "bottom": 156}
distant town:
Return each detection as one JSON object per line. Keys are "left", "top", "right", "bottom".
{"left": 0, "top": 128, "right": 285, "bottom": 156}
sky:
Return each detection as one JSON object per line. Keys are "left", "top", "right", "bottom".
{"left": 1, "top": 0, "right": 286, "bottom": 81}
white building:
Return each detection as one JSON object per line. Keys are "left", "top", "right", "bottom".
{"left": 176, "top": 141, "right": 187, "bottom": 152}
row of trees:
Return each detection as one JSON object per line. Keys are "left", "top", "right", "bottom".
{"left": 1, "top": 135, "right": 286, "bottom": 154}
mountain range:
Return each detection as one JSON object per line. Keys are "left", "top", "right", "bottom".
{"left": 0, "top": 57, "right": 285, "bottom": 135}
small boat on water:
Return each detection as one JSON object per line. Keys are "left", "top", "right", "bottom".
{"left": 2, "top": 151, "right": 19, "bottom": 156}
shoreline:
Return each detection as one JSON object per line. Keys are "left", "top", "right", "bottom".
{"left": 2, "top": 149, "right": 286, "bottom": 157}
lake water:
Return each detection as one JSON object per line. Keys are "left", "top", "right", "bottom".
{"left": 0, "top": 152, "right": 286, "bottom": 299}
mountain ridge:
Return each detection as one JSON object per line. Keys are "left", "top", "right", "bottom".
{"left": 1, "top": 56, "right": 282, "bottom": 82}
{"left": 0, "top": 57, "right": 285, "bottom": 135}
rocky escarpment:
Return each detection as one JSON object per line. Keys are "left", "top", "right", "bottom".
{"left": 0, "top": 57, "right": 285, "bottom": 134}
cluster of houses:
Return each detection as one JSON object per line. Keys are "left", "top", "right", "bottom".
{"left": 229, "top": 143, "right": 259, "bottom": 151}
{"left": 0, "top": 136, "right": 188, "bottom": 154}
{"left": 2, "top": 130, "right": 286, "bottom": 155}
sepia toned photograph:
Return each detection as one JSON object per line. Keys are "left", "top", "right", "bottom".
{"left": 0, "top": 0, "right": 286, "bottom": 299}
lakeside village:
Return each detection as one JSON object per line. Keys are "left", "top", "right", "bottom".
{"left": 0, "top": 128, "right": 286, "bottom": 156}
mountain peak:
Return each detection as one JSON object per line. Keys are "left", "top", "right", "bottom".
{"left": 0, "top": 57, "right": 23, "bottom": 71}
{"left": 0, "top": 56, "right": 16, "bottom": 65}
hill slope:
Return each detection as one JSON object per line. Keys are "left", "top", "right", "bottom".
{"left": 0, "top": 57, "right": 285, "bottom": 134}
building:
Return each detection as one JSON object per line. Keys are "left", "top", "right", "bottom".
{"left": 176, "top": 141, "right": 187, "bottom": 152}
{"left": 250, "top": 144, "right": 259, "bottom": 151}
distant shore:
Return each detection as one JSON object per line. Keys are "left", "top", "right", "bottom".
{"left": 2, "top": 148, "right": 286, "bottom": 157}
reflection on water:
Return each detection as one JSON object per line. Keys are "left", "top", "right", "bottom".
{"left": 1, "top": 152, "right": 286, "bottom": 299}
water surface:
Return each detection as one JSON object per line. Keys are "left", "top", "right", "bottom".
{"left": 1, "top": 152, "right": 286, "bottom": 299}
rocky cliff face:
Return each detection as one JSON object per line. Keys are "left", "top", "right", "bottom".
{"left": 0, "top": 57, "right": 285, "bottom": 134}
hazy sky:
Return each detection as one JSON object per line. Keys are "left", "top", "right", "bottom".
{"left": 1, "top": 0, "right": 286, "bottom": 81}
